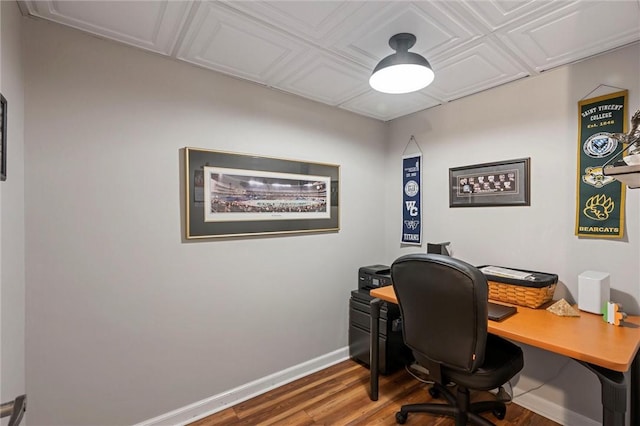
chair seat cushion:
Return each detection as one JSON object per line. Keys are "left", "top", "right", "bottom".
{"left": 444, "top": 334, "right": 524, "bottom": 391}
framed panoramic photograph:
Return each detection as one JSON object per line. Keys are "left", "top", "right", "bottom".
{"left": 0, "top": 94, "right": 6, "bottom": 181}
{"left": 184, "top": 147, "right": 340, "bottom": 239}
{"left": 449, "top": 157, "right": 530, "bottom": 207}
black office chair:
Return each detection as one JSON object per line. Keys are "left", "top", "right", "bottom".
{"left": 391, "top": 253, "right": 524, "bottom": 426}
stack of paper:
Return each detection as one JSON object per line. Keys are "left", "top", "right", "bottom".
{"left": 480, "top": 266, "right": 533, "bottom": 280}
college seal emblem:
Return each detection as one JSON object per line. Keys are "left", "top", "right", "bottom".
{"left": 583, "top": 132, "right": 618, "bottom": 158}
{"left": 404, "top": 180, "right": 419, "bottom": 197}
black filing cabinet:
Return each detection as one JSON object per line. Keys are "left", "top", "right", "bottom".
{"left": 348, "top": 289, "right": 412, "bottom": 374}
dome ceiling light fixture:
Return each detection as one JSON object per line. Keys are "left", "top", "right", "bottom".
{"left": 369, "top": 33, "right": 434, "bottom": 94}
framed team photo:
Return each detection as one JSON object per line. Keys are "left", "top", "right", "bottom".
{"left": 0, "top": 94, "right": 6, "bottom": 181}
{"left": 449, "top": 158, "right": 530, "bottom": 207}
{"left": 184, "top": 147, "right": 340, "bottom": 239}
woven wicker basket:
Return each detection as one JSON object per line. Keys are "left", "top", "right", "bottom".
{"left": 488, "top": 280, "right": 556, "bottom": 309}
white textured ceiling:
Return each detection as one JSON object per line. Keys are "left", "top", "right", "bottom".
{"left": 18, "top": 1, "right": 640, "bottom": 121}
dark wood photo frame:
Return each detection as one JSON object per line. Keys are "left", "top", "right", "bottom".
{"left": 184, "top": 147, "right": 340, "bottom": 239}
{"left": 449, "top": 158, "right": 530, "bottom": 207}
{"left": 0, "top": 94, "right": 6, "bottom": 181}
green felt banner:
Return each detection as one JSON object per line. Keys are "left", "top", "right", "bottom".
{"left": 575, "top": 90, "right": 627, "bottom": 238}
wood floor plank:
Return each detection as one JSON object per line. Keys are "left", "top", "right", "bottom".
{"left": 233, "top": 363, "right": 359, "bottom": 419}
{"left": 189, "top": 407, "right": 238, "bottom": 426}
{"left": 231, "top": 364, "right": 360, "bottom": 421}
{"left": 189, "top": 360, "right": 560, "bottom": 426}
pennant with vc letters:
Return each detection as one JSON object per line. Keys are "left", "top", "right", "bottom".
{"left": 402, "top": 154, "right": 422, "bottom": 245}
{"left": 575, "top": 90, "right": 627, "bottom": 238}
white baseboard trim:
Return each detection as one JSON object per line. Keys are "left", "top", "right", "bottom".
{"left": 512, "top": 385, "right": 600, "bottom": 426}
{"left": 134, "top": 347, "right": 350, "bottom": 426}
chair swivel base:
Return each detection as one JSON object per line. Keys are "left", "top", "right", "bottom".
{"left": 395, "top": 383, "right": 506, "bottom": 426}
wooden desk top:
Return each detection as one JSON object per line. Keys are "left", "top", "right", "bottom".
{"left": 371, "top": 285, "right": 640, "bottom": 372}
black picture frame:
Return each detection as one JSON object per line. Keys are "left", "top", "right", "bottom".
{"left": 449, "top": 157, "right": 530, "bottom": 207}
{"left": 0, "top": 94, "right": 6, "bottom": 181}
{"left": 184, "top": 147, "right": 340, "bottom": 239}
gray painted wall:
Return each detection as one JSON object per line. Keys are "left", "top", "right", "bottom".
{"left": 24, "top": 18, "right": 387, "bottom": 425}
{"left": 0, "top": 1, "right": 25, "bottom": 424}
{"left": 385, "top": 42, "right": 640, "bottom": 424}
{"left": 14, "top": 8, "right": 640, "bottom": 426}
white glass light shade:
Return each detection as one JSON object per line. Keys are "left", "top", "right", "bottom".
{"left": 369, "top": 63, "right": 434, "bottom": 94}
{"left": 369, "top": 33, "right": 434, "bottom": 94}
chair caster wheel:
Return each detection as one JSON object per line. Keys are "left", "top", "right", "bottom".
{"left": 428, "top": 386, "right": 440, "bottom": 399}
{"left": 492, "top": 407, "right": 506, "bottom": 420}
{"left": 395, "top": 411, "right": 407, "bottom": 424}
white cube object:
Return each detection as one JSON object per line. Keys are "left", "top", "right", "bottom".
{"left": 578, "top": 271, "right": 610, "bottom": 314}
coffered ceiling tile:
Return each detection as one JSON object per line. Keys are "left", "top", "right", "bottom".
{"left": 20, "top": 0, "right": 193, "bottom": 54}
{"left": 176, "top": 2, "right": 307, "bottom": 85}
{"left": 496, "top": 1, "right": 640, "bottom": 72}
{"left": 444, "top": 0, "right": 560, "bottom": 32}
{"left": 330, "top": 1, "right": 480, "bottom": 69}
{"left": 17, "top": 0, "right": 640, "bottom": 122}
{"left": 340, "top": 91, "right": 441, "bottom": 122}
{"left": 273, "top": 52, "right": 370, "bottom": 106}
{"left": 220, "top": 1, "right": 366, "bottom": 44}
{"left": 425, "top": 39, "right": 529, "bottom": 102}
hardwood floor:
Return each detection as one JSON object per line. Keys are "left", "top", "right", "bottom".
{"left": 189, "top": 360, "right": 560, "bottom": 426}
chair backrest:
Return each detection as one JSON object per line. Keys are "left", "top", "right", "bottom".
{"left": 391, "top": 253, "right": 488, "bottom": 373}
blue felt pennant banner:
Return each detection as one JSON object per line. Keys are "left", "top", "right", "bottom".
{"left": 402, "top": 154, "right": 422, "bottom": 245}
